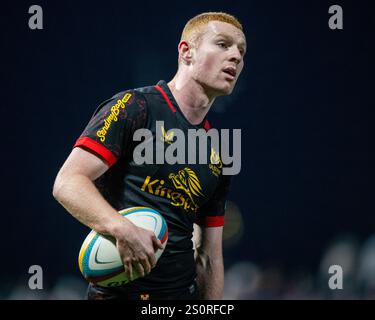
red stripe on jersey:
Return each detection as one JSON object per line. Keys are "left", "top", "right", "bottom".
{"left": 203, "top": 119, "right": 211, "bottom": 131}
{"left": 155, "top": 85, "right": 176, "bottom": 113}
{"left": 204, "top": 216, "right": 225, "bottom": 227}
{"left": 74, "top": 137, "right": 118, "bottom": 167}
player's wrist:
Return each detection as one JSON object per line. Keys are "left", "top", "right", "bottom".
{"left": 106, "top": 215, "right": 135, "bottom": 239}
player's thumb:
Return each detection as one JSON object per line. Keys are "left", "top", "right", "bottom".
{"left": 151, "top": 234, "right": 163, "bottom": 249}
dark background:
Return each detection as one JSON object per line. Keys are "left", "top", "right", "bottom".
{"left": 1, "top": 0, "right": 374, "bottom": 295}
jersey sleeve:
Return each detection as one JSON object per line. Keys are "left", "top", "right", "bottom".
{"left": 195, "top": 175, "right": 232, "bottom": 228}
{"left": 73, "top": 90, "right": 147, "bottom": 167}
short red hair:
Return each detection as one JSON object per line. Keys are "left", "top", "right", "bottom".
{"left": 181, "top": 12, "right": 243, "bottom": 45}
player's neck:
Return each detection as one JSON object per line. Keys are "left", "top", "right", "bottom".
{"left": 167, "top": 76, "right": 215, "bottom": 126}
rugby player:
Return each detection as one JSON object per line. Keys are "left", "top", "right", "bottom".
{"left": 53, "top": 12, "right": 246, "bottom": 300}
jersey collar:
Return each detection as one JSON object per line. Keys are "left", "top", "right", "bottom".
{"left": 155, "top": 80, "right": 211, "bottom": 130}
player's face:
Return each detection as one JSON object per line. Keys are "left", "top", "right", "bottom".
{"left": 191, "top": 21, "right": 246, "bottom": 97}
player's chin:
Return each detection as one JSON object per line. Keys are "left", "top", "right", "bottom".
{"left": 206, "top": 79, "right": 235, "bottom": 97}
{"left": 217, "top": 81, "right": 235, "bottom": 96}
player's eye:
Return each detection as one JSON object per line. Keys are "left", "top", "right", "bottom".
{"left": 217, "top": 42, "right": 227, "bottom": 49}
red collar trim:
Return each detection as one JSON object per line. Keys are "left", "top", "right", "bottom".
{"left": 155, "top": 85, "right": 176, "bottom": 113}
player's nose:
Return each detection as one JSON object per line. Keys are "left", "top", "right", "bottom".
{"left": 228, "top": 46, "right": 242, "bottom": 65}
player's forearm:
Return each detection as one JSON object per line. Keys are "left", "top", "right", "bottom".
{"left": 53, "top": 174, "right": 128, "bottom": 237}
{"left": 195, "top": 250, "right": 224, "bottom": 299}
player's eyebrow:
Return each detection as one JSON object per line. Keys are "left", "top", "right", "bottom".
{"left": 214, "top": 33, "right": 247, "bottom": 50}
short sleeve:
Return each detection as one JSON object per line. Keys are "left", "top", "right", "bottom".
{"left": 195, "top": 175, "right": 232, "bottom": 228}
{"left": 73, "top": 90, "right": 147, "bottom": 167}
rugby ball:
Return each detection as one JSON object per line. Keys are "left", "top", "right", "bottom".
{"left": 78, "top": 207, "right": 168, "bottom": 287}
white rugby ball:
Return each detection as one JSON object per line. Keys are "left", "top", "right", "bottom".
{"left": 78, "top": 206, "right": 168, "bottom": 287}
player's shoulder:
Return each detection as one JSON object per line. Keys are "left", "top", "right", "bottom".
{"left": 109, "top": 83, "right": 160, "bottom": 105}
{"left": 109, "top": 87, "right": 143, "bottom": 104}
{"left": 134, "top": 83, "right": 160, "bottom": 96}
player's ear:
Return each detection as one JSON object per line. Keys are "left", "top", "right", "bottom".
{"left": 178, "top": 41, "right": 193, "bottom": 65}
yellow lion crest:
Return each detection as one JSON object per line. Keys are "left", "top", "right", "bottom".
{"left": 168, "top": 168, "right": 204, "bottom": 206}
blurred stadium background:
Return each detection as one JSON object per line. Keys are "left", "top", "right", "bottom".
{"left": 1, "top": 0, "right": 373, "bottom": 299}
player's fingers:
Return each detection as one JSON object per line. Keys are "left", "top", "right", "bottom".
{"left": 157, "top": 239, "right": 163, "bottom": 249}
{"left": 135, "top": 261, "right": 145, "bottom": 277}
{"left": 152, "top": 234, "right": 164, "bottom": 250}
{"left": 123, "top": 264, "right": 129, "bottom": 279}
{"left": 146, "top": 250, "right": 157, "bottom": 269}
{"left": 139, "top": 255, "right": 152, "bottom": 274}
{"left": 122, "top": 257, "right": 130, "bottom": 278}
{"left": 133, "top": 258, "right": 146, "bottom": 277}
{"left": 124, "top": 260, "right": 133, "bottom": 280}
{"left": 128, "top": 262, "right": 133, "bottom": 280}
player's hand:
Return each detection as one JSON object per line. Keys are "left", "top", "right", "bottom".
{"left": 112, "top": 219, "right": 163, "bottom": 280}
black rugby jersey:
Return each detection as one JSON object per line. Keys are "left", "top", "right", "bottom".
{"left": 74, "top": 80, "right": 231, "bottom": 292}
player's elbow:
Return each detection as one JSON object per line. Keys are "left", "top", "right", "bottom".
{"left": 53, "top": 170, "right": 92, "bottom": 203}
{"left": 52, "top": 172, "right": 66, "bottom": 201}
{"left": 52, "top": 171, "right": 78, "bottom": 203}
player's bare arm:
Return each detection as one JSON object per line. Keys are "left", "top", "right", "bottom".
{"left": 195, "top": 225, "right": 224, "bottom": 299}
{"left": 52, "top": 147, "right": 162, "bottom": 279}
